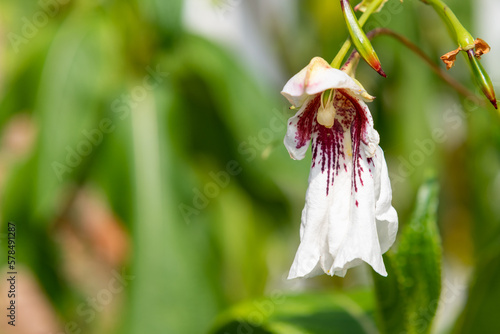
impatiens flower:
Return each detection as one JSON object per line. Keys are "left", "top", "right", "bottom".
{"left": 282, "top": 57, "right": 398, "bottom": 278}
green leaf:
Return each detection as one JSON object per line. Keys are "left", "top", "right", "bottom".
{"left": 373, "top": 178, "right": 442, "bottom": 334}
{"left": 33, "top": 12, "right": 118, "bottom": 222}
{"left": 452, "top": 100, "right": 500, "bottom": 334}
{"left": 124, "top": 85, "right": 218, "bottom": 334}
{"left": 210, "top": 290, "right": 378, "bottom": 334}
{"left": 371, "top": 252, "right": 407, "bottom": 334}
{"left": 1, "top": 11, "right": 123, "bottom": 319}
{"left": 135, "top": 0, "right": 183, "bottom": 43}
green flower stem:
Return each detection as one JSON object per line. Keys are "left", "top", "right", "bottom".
{"left": 420, "top": 0, "right": 475, "bottom": 50}
{"left": 331, "top": 0, "right": 386, "bottom": 68}
{"left": 364, "top": 28, "right": 486, "bottom": 107}
{"left": 422, "top": 0, "right": 497, "bottom": 108}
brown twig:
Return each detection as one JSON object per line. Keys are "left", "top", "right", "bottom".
{"left": 349, "top": 27, "right": 486, "bottom": 107}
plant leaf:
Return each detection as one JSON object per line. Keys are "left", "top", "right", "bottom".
{"left": 373, "top": 178, "right": 442, "bottom": 334}
{"left": 211, "top": 290, "right": 378, "bottom": 334}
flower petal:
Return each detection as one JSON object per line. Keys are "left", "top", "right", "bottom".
{"left": 281, "top": 57, "right": 367, "bottom": 107}
{"left": 363, "top": 126, "right": 380, "bottom": 158}
{"left": 326, "top": 143, "right": 387, "bottom": 277}
{"left": 288, "top": 122, "right": 396, "bottom": 279}
{"left": 373, "top": 147, "right": 398, "bottom": 253}
{"left": 281, "top": 66, "right": 309, "bottom": 107}
{"left": 339, "top": 89, "right": 375, "bottom": 130}
{"left": 305, "top": 67, "right": 365, "bottom": 97}
{"left": 288, "top": 117, "right": 351, "bottom": 278}
{"left": 283, "top": 96, "right": 320, "bottom": 160}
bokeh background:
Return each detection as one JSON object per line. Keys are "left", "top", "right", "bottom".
{"left": 0, "top": 0, "right": 499, "bottom": 333}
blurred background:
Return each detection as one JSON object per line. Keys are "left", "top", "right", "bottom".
{"left": 0, "top": 0, "right": 499, "bottom": 333}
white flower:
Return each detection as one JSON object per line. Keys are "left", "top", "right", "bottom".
{"left": 282, "top": 57, "right": 398, "bottom": 278}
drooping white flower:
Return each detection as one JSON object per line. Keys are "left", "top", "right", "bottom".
{"left": 282, "top": 57, "right": 398, "bottom": 279}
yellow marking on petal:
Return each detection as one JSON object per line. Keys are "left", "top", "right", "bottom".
{"left": 345, "top": 136, "right": 353, "bottom": 157}
{"left": 353, "top": 78, "right": 376, "bottom": 102}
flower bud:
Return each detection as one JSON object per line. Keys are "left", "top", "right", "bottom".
{"left": 340, "top": 0, "right": 386, "bottom": 77}
{"left": 466, "top": 49, "right": 497, "bottom": 109}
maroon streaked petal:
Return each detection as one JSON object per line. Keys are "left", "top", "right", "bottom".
{"left": 283, "top": 95, "right": 320, "bottom": 160}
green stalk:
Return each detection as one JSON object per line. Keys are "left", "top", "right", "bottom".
{"left": 419, "top": 0, "right": 475, "bottom": 50}
{"left": 421, "top": 0, "right": 497, "bottom": 109}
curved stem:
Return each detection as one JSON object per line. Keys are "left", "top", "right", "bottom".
{"left": 351, "top": 28, "right": 485, "bottom": 106}
{"left": 419, "top": 0, "right": 475, "bottom": 50}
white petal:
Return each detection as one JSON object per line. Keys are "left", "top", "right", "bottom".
{"left": 281, "top": 66, "right": 309, "bottom": 107}
{"left": 288, "top": 125, "right": 395, "bottom": 279}
{"left": 283, "top": 97, "right": 317, "bottom": 160}
{"left": 305, "top": 67, "right": 364, "bottom": 97}
{"left": 281, "top": 57, "right": 367, "bottom": 107}
{"left": 288, "top": 125, "right": 350, "bottom": 279}
{"left": 342, "top": 91, "right": 375, "bottom": 129}
{"left": 286, "top": 85, "right": 397, "bottom": 279}
{"left": 363, "top": 127, "right": 380, "bottom": 158}
{"left": 373, "top": 147, "right": 398, "bottom": 253}
{"left": 329, "top": 145, "right": 387, "bottom": 276}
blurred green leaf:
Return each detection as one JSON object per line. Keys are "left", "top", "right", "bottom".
{"left": 210, "top": 290, "right": 377, "bottom": 334}
{"left": 33, "top": 11, "right": 119, "bottom": 222}
{"left": 170, "top": 35, "right": 292, "bottom": 211}
{"left": 452, "top": 109, "right": 500, "bottom": 334}
{"left": 373, "top": 178, "right": 442, "bottom": 334}
{"left": 135, "top": 0, "right": 183, "bottom": 43}
{"left": 371, "top": 252, "right": 407, "bottom": 334}
{"left": 125, "top": 86, "right": 219, "bottom": 334}
{"left": 1, "top": 10, "right": 123, "bottom": 320}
